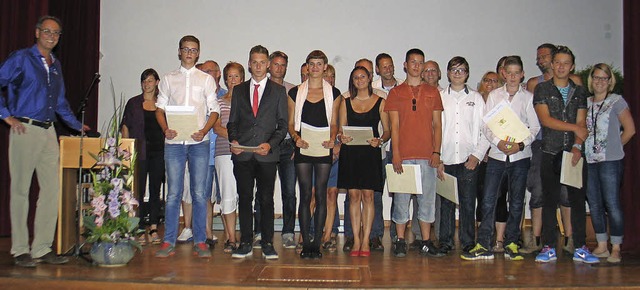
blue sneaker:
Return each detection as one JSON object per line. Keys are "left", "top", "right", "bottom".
{"left": 535, "top": 246, "right": 557, "bottom": 263}
{"left": 573, "top": 246, "right": 600, "bottom": 264}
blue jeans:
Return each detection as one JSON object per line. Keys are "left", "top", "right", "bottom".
{"left": 392, "top": 160, "right": 437, "bottom": 226}
{"left": 439, "top": 162, "right": 478, "bottom": 249}
{"left": 477, "top": 157, "right": 530, "bottom": 249}
{"left": 587, "top": 160, "right": 624, "bottom": 245}
{"left": 163, "top": 142, "right": 210, "bottom": 245}
{"left": 277, "top": 138, "right": 297, "bottom": 235}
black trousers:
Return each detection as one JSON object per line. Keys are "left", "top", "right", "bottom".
{"left": 233, "top": 158, "right": 277, "bottom": 244}
{"left": 137, "top": 151, "right": 165, "bottom": 225}
{"left": 541, "top": 152, "right": 587, "bottom": 247}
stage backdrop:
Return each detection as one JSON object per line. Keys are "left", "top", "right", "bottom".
{"left": 98, "top": 0, "right": 623, "bottom": 129}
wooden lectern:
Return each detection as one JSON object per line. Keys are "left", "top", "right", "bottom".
{"left": 56, "top": 136, "right": 135, "bottom": 254}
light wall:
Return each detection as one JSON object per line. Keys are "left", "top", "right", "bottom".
{"left": 101, "top": 0, "right": 622, "bottom": 217}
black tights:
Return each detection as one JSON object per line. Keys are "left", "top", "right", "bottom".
{"left": 296, "top": 162, "right": 331, "bottom": 247}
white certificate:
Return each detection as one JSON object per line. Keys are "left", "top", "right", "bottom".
{"left": 165, "top": 105, "right": 200, "bottom": 142}
{"left": 483, "top": 100, "right": 530, "bottom": 142}
{"left": 342, "top": 126, "right": 374, "bottom": 146}
{"left": 560, "top": 151, "right": 584, "bottom": 188}
{"left": 436, "top": 173, "right": 459, "bottom": 204}
{"left": 300, "top": 123, "right": 330, "bottom": 157}
{"left": 385, "top": 164, "right": 423, "bottom": 194}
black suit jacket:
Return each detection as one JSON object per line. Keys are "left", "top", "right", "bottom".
{"left": 227, "top": 79, "right": 288, "bottom": 162}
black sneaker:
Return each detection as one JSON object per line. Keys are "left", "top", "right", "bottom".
{"left": 393, "top": 239, "right": 407, "bottom": 258}
{"left": 462, "top": 244, "right": 475, "bottom": 254}
{"left": 14, "top": 254, "right": 36, "bottom": 268}
{"left": 409, "top": 239, "right": 423, "bottom": 251}
{"left": 439, "top": 243, "right": 454, "bottom": 254}
{"left": 420, "top": 240, "right": 445, "bottom": 257}
{"left": 232, "top": 242, "right": 253, "bottom": 258}
{"left": 34, "top": 251, "right": 69, "bottom": 264}
{"left": 370, "top": 236, "right": 384, "bottom": 251}
{"left": 460, "top": 243, "right": 494, "bottom": 261}
{"left": 261, "top": 243, "right": 279, "bottom": 260}
{"left": 343, "top": 237, "right": 354, "bottom": 252}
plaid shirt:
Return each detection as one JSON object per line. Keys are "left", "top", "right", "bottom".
{"left": 533, "top": 79, "right": 588, "bottom": 154}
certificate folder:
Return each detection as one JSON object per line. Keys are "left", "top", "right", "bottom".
{"left": 385, "top": 164, "right": 422, "bottom": 194}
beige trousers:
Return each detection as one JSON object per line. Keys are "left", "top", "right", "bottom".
{"left": 9, "top": 123, "right": 60, "bottom": 258}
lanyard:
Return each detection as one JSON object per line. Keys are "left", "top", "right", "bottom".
{"left": 590, "top": 94, "right": 608, "bottom": 152}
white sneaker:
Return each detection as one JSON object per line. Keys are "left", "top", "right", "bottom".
{"left": 177, "top": 228, "right": 193, "bottom": 242}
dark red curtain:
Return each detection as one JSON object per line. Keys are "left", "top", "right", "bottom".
{"left": 622, "top": 0, "right": 640, "bottom": 252}
{"left": 0, "top": 0, "right": 100, "bottom": 236}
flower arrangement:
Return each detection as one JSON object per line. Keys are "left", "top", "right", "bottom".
{"left": 83, "top": 85, "right": 143, "bottom": 250}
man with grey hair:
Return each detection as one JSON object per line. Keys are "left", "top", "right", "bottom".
{"left": 1, "top": 15, "right": 89, "bottom": 267}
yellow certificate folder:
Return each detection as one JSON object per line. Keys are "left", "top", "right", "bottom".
{"left": 560, "top": 151, "right": 584, "bottom": 189}
{"left": 436, "top": 173, "right": 459, "bottom": 204}
{"left": 385, "top": 164, "right": 422, "bottom": 194}
{"left": 483, "top": 100, "right": 530, "bottom": 142}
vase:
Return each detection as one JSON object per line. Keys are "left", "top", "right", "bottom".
{"left": 90, "top": 241, "right": 135, "bottom": 267}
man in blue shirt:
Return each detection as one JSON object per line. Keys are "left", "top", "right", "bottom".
{"left": 0, "top": 16, "right": 89, "bottom": 268}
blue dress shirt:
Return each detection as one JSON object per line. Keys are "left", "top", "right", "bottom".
{"left": 0, "top": 45, "right": 82, "bottom": 131}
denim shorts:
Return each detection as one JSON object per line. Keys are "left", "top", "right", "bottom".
{"left": 391, "top": 159, "right": 437, "bottom": 224}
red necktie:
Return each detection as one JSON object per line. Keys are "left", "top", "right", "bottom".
{"left": 252, "top": 84, "right": 260, "bottom": 117}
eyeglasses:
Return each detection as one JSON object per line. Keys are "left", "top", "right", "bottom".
{"left": 38, "top": 28, "right": 62, "bottom": 37}
{"left": 180, "top": 47, "right": 199, "bottom": 54}
{"left": 482, "top": 78, "right": 499, "bottom": 84}
{"left": 423, "top": 68, "right": 438, "bottom": 74}
{"left": 412, "top": 98, "right": 417, "bottom": 111}
{"left": 536, "top": 54, "right": 551, "bottom": 61}
{"left": 592, "top": 76, "right": 610, "bottom": 82}
{"left": 449, "top": 68, "right": 468, "bottom": 75}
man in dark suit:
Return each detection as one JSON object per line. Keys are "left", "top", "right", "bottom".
{"left": 227, "top": 45, "right": 288, "bottom": 260}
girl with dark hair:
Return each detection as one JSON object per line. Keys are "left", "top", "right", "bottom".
{"left": 121, "top": 68, "right": 165, "bottom": 245}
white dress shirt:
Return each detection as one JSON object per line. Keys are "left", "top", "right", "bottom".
{"left": 484, "top": 85, "right": 540, "bottom": 162}
{"left": 440, "top": 85, "right": 490, "bottom": 165}
{"left": 157, "top": 65, "right": 220, "bottom": 144}
{"left": 250, "top": 77, "right": 268, "bottom": 108}
{"left": 372, "top": 77, "right": 404, "bottom": 94}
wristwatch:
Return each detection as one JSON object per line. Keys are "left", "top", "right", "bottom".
{"left": 572, "top": 143, "right": 582, "bottom": 150}
{"left": 518, "top": 142, "right": 525, "bottom": 152}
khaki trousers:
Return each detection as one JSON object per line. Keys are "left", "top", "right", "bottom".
{"left": 9, "top": 123, "right": 60, "bottom": 258}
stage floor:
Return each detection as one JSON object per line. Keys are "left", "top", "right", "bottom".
{"left": 1, "top": 229, "right": 640, "bottom": 289}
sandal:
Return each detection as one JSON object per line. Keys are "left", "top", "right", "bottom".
{"left": 223, "top": 240, "right": 237, "bottom": 253}
{"left": 295, "top": 242, "right": 304, "bottom": 254}
{"left": 137, "top": 234, "right": 147, "bottom": 246}
{"left": 149, "top": 229, "right": 162, "bottom": 245}
{"left": 492, "top": 241, "right": 504, "bottom": 253}
{"left": 322, "top": 241, "right": 337, "bottom": 252}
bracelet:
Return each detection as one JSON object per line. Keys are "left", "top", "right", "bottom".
{"left": 433, "top": 151, "right": 441, "bottom": 156}
{"left": 572, "top": 143, "right": 582, "bottom": 150}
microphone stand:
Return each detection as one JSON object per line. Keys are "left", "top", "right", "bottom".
{"left": 69, "top": 73, "right": 100, "bottom": 262}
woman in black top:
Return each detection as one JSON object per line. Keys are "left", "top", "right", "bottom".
{"left": 288, "top": 50, "right": 340, "bottom": 258}
{"left": 121, "top": 68, "right": 165, "bottom": 245}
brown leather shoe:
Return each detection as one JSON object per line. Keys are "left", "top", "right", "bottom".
{"left": 15, "top": 254, "right": 36, "bottom": 268}
{"left": 34, "top": 252, "right": 69, "bottom": 264}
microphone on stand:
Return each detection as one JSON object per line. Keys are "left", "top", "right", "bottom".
{"left": 76, "top": 72, "right": 101, "bottom": 137}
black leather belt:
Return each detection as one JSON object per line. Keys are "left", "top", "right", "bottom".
{"left": 15, "top": 117, "right": 53, "bottom": 129}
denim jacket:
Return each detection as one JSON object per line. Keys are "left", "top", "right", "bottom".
{"left": 533, "top": 79, "right": 588, "bottom": 154}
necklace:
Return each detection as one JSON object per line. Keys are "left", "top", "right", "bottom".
{"left": 354, "top": 95, "right": 371, "bottom": 101}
